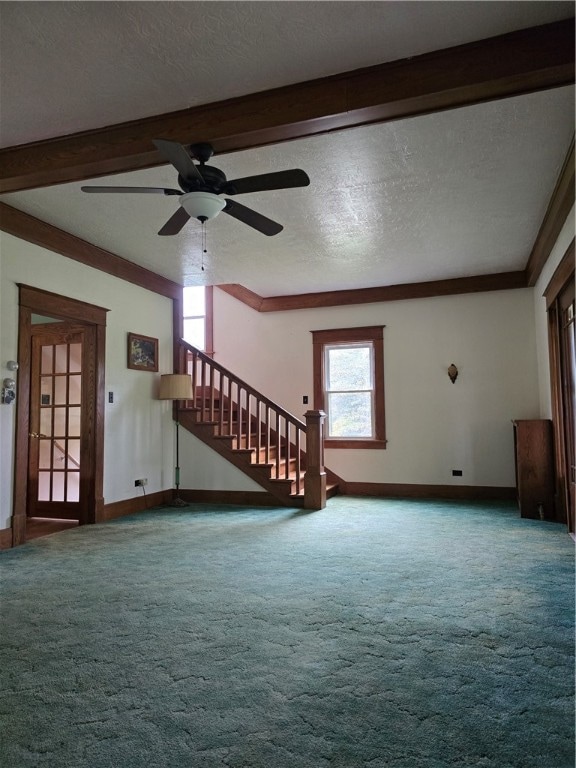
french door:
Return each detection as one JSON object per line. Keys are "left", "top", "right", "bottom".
{"left": 558, "top": 279, "right": 575, "bottom": 532}
{"left": 28, "top": 324, "right": 91, "bottom": 521}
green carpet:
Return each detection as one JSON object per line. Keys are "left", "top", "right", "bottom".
{"left": 1, "top": 498, "right": 574, "bottom": 767}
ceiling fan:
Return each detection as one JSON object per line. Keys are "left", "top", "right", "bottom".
{"left": 81, "top": 139, "right": 310, "bottom": 237}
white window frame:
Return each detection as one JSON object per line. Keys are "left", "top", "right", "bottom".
{"left": 324, "top": 342, "right": 376, "bottom": 439}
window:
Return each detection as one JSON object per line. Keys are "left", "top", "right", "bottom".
{"left": 311, "top": 326, "right": 386, "bottom": 449}
{"left": 182, "top": 286, "right": 213, "bottom": 353}
{"left": 325, "top": 343, "right": 374, "bottom": 437}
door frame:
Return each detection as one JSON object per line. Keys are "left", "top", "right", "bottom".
{"left": 12, "top": 285, "right": 108, "bottom": 546}
{"left": 544, "top": 239, "right": 575, "bottom": 531}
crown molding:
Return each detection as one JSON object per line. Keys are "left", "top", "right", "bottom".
{"left": 218, "top": 271, "right": 528, "bottom": 312}
{"left": 0, "top": 195, "right": 528, "bottom": 308}
{"left": 0, "top": 202, "right": 182, "bottom": 300}
{"left": 525, "top": 136, "right": 575, "bottom": 287}
{"left": 0, "top": 195, "right": 527, "bottom": 312}
{"left": 0, "top": 19, "right": 573, "bottom": 193}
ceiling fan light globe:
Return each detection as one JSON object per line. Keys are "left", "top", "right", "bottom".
{"left": 179, "top": 191, "right": 226, "bottom": 221}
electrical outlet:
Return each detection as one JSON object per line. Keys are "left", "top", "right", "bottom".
{"left": 452, "top": 470, "right": 463, "bottom": 477}
{"left": 134, "top": 478, "right": 148, "bottom": 487}
{"left": 303, "top": 395, "right": 308, "bottom": 405}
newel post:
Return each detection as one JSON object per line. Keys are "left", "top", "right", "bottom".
{"left": 304, "top": 410, "right": 327, "bottom": 510}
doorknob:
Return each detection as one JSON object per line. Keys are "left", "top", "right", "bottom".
{"left": 29, "top": 432, "right": 47, "bottom": 438}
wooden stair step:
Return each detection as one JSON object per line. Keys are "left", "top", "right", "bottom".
{"left": 289, "top": 481, "right": 340, "bottom": 501}
{"left": 178, "top": 376, "right": 342, "bottom": 508}
{"left": 195, "top": 421, "right": 306, "bottom": 485}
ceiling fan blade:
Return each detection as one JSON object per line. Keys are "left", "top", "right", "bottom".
{"left": 81, "top": 186, "right": 181, "bottom": 195}
{"left": 153, "top": 139, "right": 203, "bottom": 183}
{"left": 158, "top": 206, "right": 191, "bottom": 236}
{"left": 225, "top": 169, "right": 310, "bottom": 195}
{"left": 223, "top": 199, "right": 283, "bottom": 236}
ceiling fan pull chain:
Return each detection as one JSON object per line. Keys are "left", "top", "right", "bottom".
{"left": 201, "top": 220, "right": 207, "bottom": 271}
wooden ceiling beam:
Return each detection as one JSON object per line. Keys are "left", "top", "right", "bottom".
{"left": 0, "top": 19, "right": 573, "bottom": 194}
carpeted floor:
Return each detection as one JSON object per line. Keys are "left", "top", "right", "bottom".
{"left": 0, "top": 497, "right": 574, "bottom": 768}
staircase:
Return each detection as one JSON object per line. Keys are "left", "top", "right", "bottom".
{"left": 175, "top": 340, "right": 341, "bottom": 508}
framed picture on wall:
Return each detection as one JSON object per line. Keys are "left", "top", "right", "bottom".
{"left": 127, "top": 333, "right": 159, "bottom": 372}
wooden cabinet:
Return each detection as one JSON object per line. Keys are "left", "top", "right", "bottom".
{"left": 512, "top": 420, "right": 555, "bottom": 521}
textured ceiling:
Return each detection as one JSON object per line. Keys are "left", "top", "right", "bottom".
{"left": 0, "top": 1, "right": 574, "bottom": 296}
{"left": 1, "top": 0, "right": 573, "bottom": 148}
{"left": 3, "top": 86, "right": 574, "bottom": 295}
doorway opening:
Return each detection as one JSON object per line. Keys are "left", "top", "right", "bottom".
{"left": 26, "top": 518, "right": 79, "bottom": 541}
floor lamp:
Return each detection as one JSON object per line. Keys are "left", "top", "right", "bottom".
{"left": 159, "top": 373, "right": 193, "bottom": 507}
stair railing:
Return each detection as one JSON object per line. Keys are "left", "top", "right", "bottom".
{"left": 178, "top": 340, "right": 311, "bottom": 496}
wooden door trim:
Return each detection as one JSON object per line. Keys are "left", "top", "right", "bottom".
{"left": 544, "top": 238, "right": 575, "bottom": 307}
{"left": 12, "top": 307, "right": 31, "bottom": 545}
{"left": 544, "top": 241, "right": 575, "bottom": 529}
{"left": 12, "top": 286, "right": 108, "bottom": 545}
{"left": 19, "top": 284, "right": 109, "bottom": 325}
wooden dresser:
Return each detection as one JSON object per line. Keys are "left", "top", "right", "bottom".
{"left": 512, "top": 420, "right": 555, "bottom": 521}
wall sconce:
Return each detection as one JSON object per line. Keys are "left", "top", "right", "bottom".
{"left": 447, "top": 364, "right": 458, "bottom": 384}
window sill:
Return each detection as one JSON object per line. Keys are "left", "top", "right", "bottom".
{"left": 324, "top": 439, "right": 387, "bottom": 450}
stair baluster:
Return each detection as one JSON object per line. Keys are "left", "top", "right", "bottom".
{"left": 179, "top": 340, "right": 336, "bottom": 508}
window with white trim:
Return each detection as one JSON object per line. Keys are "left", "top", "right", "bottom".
{"left": 312, "top": 326, "right": 386, "bottom": 449}
{"left": 325, "top": 342, "right": 374, "bottom": 438}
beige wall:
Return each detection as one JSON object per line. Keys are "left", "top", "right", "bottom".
{"left": 213, "top": 285, "right": 541, "bottom": 488}
{"left": 179, "top": 429, "right": 263, "bottom": 491}
{"left": 0, "top": 234, "right": 176, "bottom": 529}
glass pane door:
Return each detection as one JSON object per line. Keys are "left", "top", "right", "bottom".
{"left": 29, "top": 327, "right": 85, "bottom": 520}
{"left": 37, "top": 341, "right": 82, "bottom": 503}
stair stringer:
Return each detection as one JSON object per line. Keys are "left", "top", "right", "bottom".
{"left": 179, "top": 409, "right": 307, "bottom": 507}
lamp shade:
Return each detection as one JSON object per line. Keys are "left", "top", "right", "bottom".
{"left": 158, "top": 374, "right": 193, "bottom": 400}
{"left": 179, "top": 191, "right": 226, "bottom": 221}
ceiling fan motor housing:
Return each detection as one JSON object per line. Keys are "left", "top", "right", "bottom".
{"left": 178, "top": 164, "right": 229, "bottom": 194}
{"left": 189, "top": 142, "right": 214, "bottom": 164}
